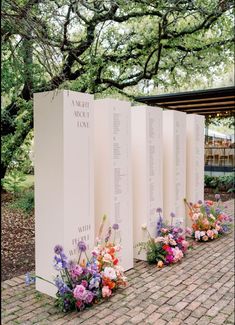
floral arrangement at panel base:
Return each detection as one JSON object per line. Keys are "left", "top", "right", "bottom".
{"left": 137, "top": 208, "right": 192, "bottom": 269}
{"left": 26, "top": 215, "right": 127, "bottom": 313}
{"left": 184, "top": 194, "right": 233, "bottom": 242}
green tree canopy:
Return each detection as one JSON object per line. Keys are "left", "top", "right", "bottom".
{"left": 1, "top": 0, "right": 234, "bottom": 178}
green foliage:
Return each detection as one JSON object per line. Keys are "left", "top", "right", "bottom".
{"left": 1, "top": 0, "right": 234, "bottom": 179}
{"left": 204, "top": 174, "right": 234, "bottom": 192}
{"left": 1, "top": 98, "right": 33, "bottom": 176}
{"left": 137, "top": 240, "right": 167, "bottom": 264}
{"left": 55, "top": 292, "right": 76, "bottom": 313}
{"left": 7, "top": 130, "right": 34, "bottom": 174}
{"left": 146, "top": 242, "right": 167, "bottom": 265}
{"left": 204, "top": 175, "right": 219, "bottom": 189}
{"left": 2, "top": 170, "right": 26, "bottom": 196}
{"left": 9, "top": 189, "right": 34, "bottom": 215}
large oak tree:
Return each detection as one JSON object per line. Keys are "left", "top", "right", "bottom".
{"left": 1, "top": 0, "right": 234, "bottom": 179}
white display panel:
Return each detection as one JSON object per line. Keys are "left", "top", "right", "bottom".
{"left": 34, "top": 90, "right": 94, "bottom": 297}
{"left": 163, "top": 110, "right": 186, "bottom": 226}
{"left": 94, "top": 98, "right": 133, "bottom": 270}
{"left": 186, "top": 114, "right": 205, "bottom": 224}
{"left": 132, "top": 106, "right": 163, "bottom": 260}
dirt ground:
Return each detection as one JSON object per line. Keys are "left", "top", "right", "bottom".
{"left": 1, "top": 190, "right": 234, "bottom": 281}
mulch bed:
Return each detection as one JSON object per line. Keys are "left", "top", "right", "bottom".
{"left": 1, "top": 193, "right": 35, "bottom": 281}
{"left": 1, "top": 190, "right": 234, "bottom": 282}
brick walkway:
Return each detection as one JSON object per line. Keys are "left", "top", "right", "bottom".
{"left": 2, "top": 200, "right": 234, "bottom": 325}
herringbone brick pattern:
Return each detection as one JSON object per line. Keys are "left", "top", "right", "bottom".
{"left": 1, "top": 200, "right": 234, "bottom": 325}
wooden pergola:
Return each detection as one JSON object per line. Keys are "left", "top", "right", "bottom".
{"left": 135, "top": 86, "right": 235, "bottom": 117}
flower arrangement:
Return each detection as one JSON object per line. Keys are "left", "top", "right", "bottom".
{"left": 138, "top": 208, "right": 191, "bottom": 268}
{"left": 184, "top": 194, "right": 232, "bottom": 242}
{"left": 26, "top": 215, "right": 127, "bottom": 312}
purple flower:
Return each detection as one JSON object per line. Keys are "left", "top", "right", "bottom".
{"left": 105, "top": 226, "right": 112, "bottom": 243}
{"left": 54, "top": 277, "right": 71, "bottom": 295}
{"left": 198, "top": 200, "right": 202, "bottom": 204}
{"left": 84, "top": 290, "right": 94, "bottom": 304}
{"left": 112, "top": 223, "right": 119, "bottom": 230}
{"left": 53, "top": 256, "right": 67, "bottom": 270}
{"left": 89, "top": 275, "right": 101, "bottom": 290}
{"left": 156, "top": 208, "right": 162, "bottom": 213}
{"left": 70, "top": 264, "right": 83, "bottom": 277}
{"left": 170, "top": 212, "right": 176, "bottom": 218}
{"left": 67, "top": 260, "right": 76, "bottom": 269}
{"left": 78, "top": 241, "right": 87, "bottom": 252}
{"left": 54, "top": 245, "right": 63, "bottom": 255}
{"left": 222, "top": 225, "right": 229, "bottom": 233}
{"left": 205, "top": 206, "right": 210, "bottom": 215}
{"left": 25, "top": 272, "right": 35, "bottom": 286}
{"left": 156, "top": 215, "right": 163, "bottom": 236}
{"left": 215, "top": 194, "right": 220, "bottom": 201}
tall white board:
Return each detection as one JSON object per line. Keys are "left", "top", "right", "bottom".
{"left": 94, "top": 98, "right": 133, "bottom": 270}
{"left": 132, "top": 106, "right": 163, "bottom": 260}
{"left": 186, "top": 114, "right": 205, "bottom": 222}
{"left": 163, "top": 110, "right": 186, "bottom": 226}
{"left": 34, "top": 90, "right": 94, "bottom": 296}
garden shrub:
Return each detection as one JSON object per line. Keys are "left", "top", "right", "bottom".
{"left": 9, "top": 188, "right": 34, "bottom": 215}
{"left": 1, "top": 170, "right": 27, "bottom": 196}
{"left": 204, "top": 175, "right": 234, "bottom": 192}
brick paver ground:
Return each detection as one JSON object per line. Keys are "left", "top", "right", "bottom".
{"left": 2, "top": 200, "right": 234, "bottom": 325}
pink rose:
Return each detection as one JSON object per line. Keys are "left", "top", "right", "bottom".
{"left": 103, "top": 253, "right": 113, "bottom": 263}
{"left": 172, "top": 247, "right": 183, "bottom": 263}
{"left": 206, "top": 230, "right": 214, "bottom": 239}
{"left": 182, "top": 240, "right": 189, "bottom": 251}
{"left": 73, "top": 285, "right": 87, "bottom": 300}
{"left": 102, "top": 286, "right": 112, "bottom": 298}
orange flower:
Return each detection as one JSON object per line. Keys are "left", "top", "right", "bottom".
{"left": 157, "top": 261, "right": 164, "bottom": 268}
{"left": 108, "top": 247, "right": 115, "bottom": 255}
{"left": 80, "top": 259, "right": 86, "bottom": 267}
{"left": 102, "top": 276, "right": 116, "bottom": 289}
{"left": 162, "top": 244, "right": 169, "bottom": 251}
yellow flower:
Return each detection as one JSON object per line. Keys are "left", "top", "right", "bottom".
{"left": 141, "top": 224, "right": 147, "bottom": 230}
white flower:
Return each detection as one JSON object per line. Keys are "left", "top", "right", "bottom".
{"left": 195, "top": 231, "right": 201, "bottom": 240}
{"left": 115, "top": 244, "right": 122, "bottom": 252}
{"left": 92, "top": 247, "right": 101, "bottom": 256}
{"left": 209, "top": 214, "right": 215, "bottom": 220}
{"left": 192, "top": 213, "right": 199, "bottom": 221}
{"left": 200, "top": 231, "right": 206, "bottom": 237}
{"left": 115, "top": 265, "right": 124, "bottom": 273}
{"left": 53, "top": 260, "right": 63, "bottom": 271}
{"left": 141, "top": 224, "right": 147, "bottom": 230}
{"left": 154, "top": 236, "right": 165, "bottom": 243}
{"left": 169, "top": 239, "right": 177, "bottom": 246}
{"left": 103, "top": 253, "right": 112, "bottom": 263}
{"left": 103, "top": 267, "right": 117, "bottom": 280}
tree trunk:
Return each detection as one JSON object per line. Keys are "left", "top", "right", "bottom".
{"left": 1, "top": 37, "right": 34, "bottom": 181}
